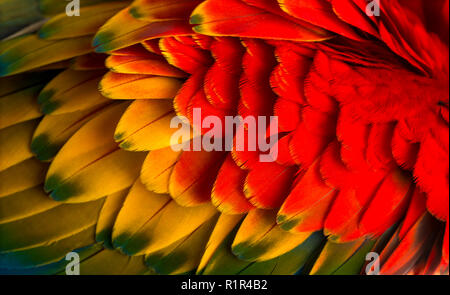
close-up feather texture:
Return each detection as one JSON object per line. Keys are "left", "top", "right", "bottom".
{"left": 0, "top": 0, "right": 448, "bottom": 275}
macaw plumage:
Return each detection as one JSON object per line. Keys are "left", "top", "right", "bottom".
{"left": 0, "top": 0, "right": 448, "bottom": 275}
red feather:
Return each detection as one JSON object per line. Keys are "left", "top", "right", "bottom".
{"left": 160, "top": 36, "right": 213, "bottom": 74}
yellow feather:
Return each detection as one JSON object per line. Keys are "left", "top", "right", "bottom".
{"left": 0, "top": 84, "right": 43, "bottom": 129}
{"left": 0, "top": 198, "right": 104, "bottom": 252}
{"left": 100, "top": 72, "right": 184, "bottom": 100}
{"left": 38, "top": 69, "right": 109, "bottom": 115}
{"left": 0, "top": 72, "right": 55, "bottom": 97}
{"left": 60, "top": 248, "right": 149, "bottom": 275}
{"left": 0, "top": 119, "right": 38, "bottom": 171}
{"left": 32, "top": 103, "right": 111, "bottom": 161}
{"left": 112, "top": 179, "right": 219, "bottom": 255}
{"left": 197, "top": 213, "right": 244, "bottom": 273}
{"left": 93, "top": 7, "right": 192, "bottom": 53}
{"left": 115, "top": 99, "right": 189, "bottom": 151}
{"left": 45, "top": 103, "right": 127, "bottom": 191}
{"left": 111, "top": 179, "right": 171, "bottom": 247}
{"left": 105, "top": 54, "right": 187, "bottom": 77}
{"left": 0, "top": 186, "right": 58, "bottom": 224}
{"left": 141, "top": 147, "right": 182, "bottom": 194}
{"left": 145, "top": 216, "right": 218, "bottom": 274}
{"left": 0, "top": 226, "right": 96, "bottom": 269}
{"left": 38, "top": 2, "right": 129, "bottom": 40}
{"left": 0, "top": 159, "right": 48, "bottom": 198}
{"left": 96, "top": 188, "right": 129, "bottom": 248}
{"left": 232, "top": 209, "right": 312, "bottom": 261}
{"left": 45, "top": 102, "right": 146, "bottom": 203}
{"left": 39, "top": 0, "right": 128, "bottom": 15}
{"left": 0, "top": 35, "right": 93, "bottom": 77}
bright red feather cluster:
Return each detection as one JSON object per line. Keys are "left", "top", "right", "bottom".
{"left": 152, "top": 0, "right": 449, "bottom": 274}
